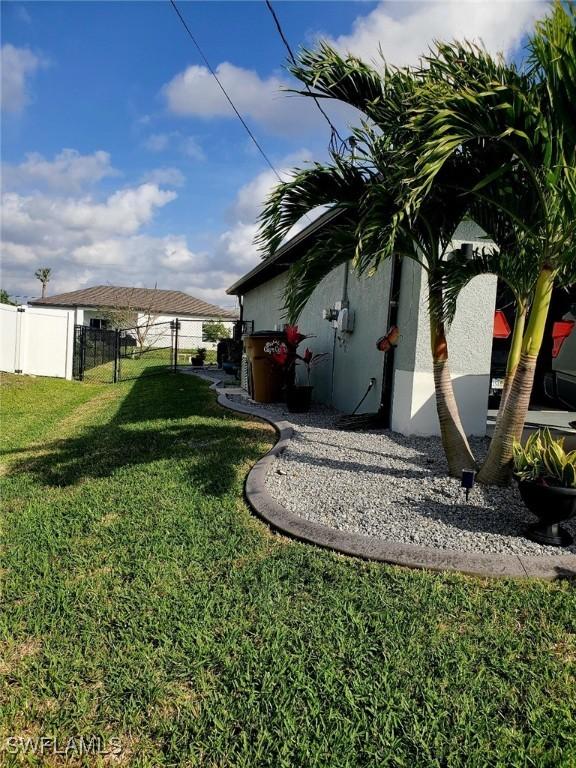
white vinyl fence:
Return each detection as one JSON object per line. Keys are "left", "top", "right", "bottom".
{"left": 0, "top": 304, "right": 74, "bottom": 380}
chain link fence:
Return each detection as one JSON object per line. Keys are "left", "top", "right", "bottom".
{"left": 73, "top": 320, "right": 223, "bottom": 383}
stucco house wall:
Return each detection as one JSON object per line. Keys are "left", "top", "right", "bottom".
{"left": 393, "top": 259, "right": 497, "bottom": 436}
{"left": 240, "top": 220, "right": 496, "bottom": 436}
{"left": 241, "top": 261, "right": 394, "bottom": 415}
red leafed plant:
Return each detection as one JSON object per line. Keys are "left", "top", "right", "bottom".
{"left": 285, "top": 325, "right": 307, "bottom": 347}
{"left": 300, "top": 346, "right": 328, "bottom": 384}
{"left": 264, "top": 326, "right": 327, "bottom": 385}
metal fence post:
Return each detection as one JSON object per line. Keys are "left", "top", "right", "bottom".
{"left": 173, "top": 319, "right": 179, "bottom": 372}
{"left": 79, "top": 326, "right": 86, "bottom": 381}
{"left": 113, "top": 329, "right": 120, "bottom": 383}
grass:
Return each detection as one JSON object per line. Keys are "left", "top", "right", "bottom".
{"left": 1, "top": 372, "right": 575, "bottom": 767}
{"left": 80, "top": 348, "right": 217, "bottom": 383}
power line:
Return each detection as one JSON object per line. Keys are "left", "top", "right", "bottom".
{"left": 264, "top": 0, "right": 347, "bottom": 155}
{"left": 169, "top": 0, "right": 282, "bottom": 182}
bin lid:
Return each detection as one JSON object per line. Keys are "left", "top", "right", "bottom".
{"left": 247, "top": 330, "right": 285, "bottom": 337}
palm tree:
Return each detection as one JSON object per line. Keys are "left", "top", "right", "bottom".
{"left": 403, "top": 1, "right": 576, "bottom": 483}
{"left": 432, "top": 165, "right": 541, "bottom": 430}
{"left": 34, "top": 267, "right": 52, "bottom": 299}
{"left": 259, "top": 52, "right": 482, "bottom": 476}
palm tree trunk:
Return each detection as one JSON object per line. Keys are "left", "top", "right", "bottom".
{"left": 478, "top": 267, "right": 555, "bottom": 485}
{"left": 478, "top": 351, "right": 538, "bottom": 484}
{"left": 429, "top": 284, "right": 477, "bottom": 477}
{"left": 41, "top": 282, "right": 47, "bottom": 299}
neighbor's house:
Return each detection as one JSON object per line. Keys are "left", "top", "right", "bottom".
{"left": 227, "top": 210, "right": 497, "bottom": 437}
{"left": 29, "top": 285, "right": 238, "bottom": 349}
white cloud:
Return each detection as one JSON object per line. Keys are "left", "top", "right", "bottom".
{"left": 1, "top": 44, "right": 44, "bottom": 113}
{"left": 164, "top": 62, "right": 282, "bottom": 119}
{"left": 232, "top": 168, "right": 280, "bottom": 224}
{"left": 0, "top": 176, "right": 236, "bottom": 305}
{"left": 3, "top": 149, "right": 120, "bottom": 192}
{"left": 141, "top": 167, "right": 186, "bottom": 187}
{"left": 161, "top": 3, "right": 544, "bottom": 137}
{"left": 215, "top": 150, "right": 314, "bottom": 274}
{"left": 182, "top": 271, "right": 243, "bottom": 307}
{"left": 232, "top": 150, "right": 312, "bottom": 223}
{"left": 180, "top": 136, "right": 204, "bottom": 160}
{"left": 72, "top": 235, "right": 205, "bottom": 271}
{"left": 162, "top": 62, "right": 351, "bottom": 137}
{"left": 1, "top": 184, "right": 176, "bottom": 266}
{"left": 15, "top": 6, "right": 32, "bottom": 24}
{"left": 27, "top": 184, "right": 176, "bottom": 238}
{"left": 71, "top": 239, "right": 130, "bottom": 266}
{"left": 1, "top": 240, "right": 38, "bottom": 265}
{"left": 159, "top": 236, "right": 206, "bottom": 270}
{"left": 218, "top": 221, "right": 260, "bottom": 270}
{"left": 327, "top": 1, "right": 545, "bottom": 67}
{"left": 142, "top": 131, "right": 205, "bottom": 160}
{"left": 143, "top": 133, "right": 171, "bottom": 152}
{"left": 1, "top": 148, "right": 311, "bottom": 306}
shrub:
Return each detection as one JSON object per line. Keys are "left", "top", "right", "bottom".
{"left": 513, "top": 428, "right": 576, "bottom": 487}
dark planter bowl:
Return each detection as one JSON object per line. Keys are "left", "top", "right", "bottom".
{"left": 286, "top": 386, "right": 313, "bottom": 413}
{"left": 191, "top": 358, "right": 204, "bottom": 367}
{"left": 518, "top": 480, "right": 576, "bottom": 546}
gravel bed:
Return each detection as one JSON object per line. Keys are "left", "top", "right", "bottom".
{"left": 227, "top": 394, "right": 576, "bottom": 557}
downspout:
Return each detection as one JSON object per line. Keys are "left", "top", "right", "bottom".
{"left": 237, "top": 294, "right": 244, "bottom": 340}
{"left": 342, "top": 261, "right": 349, "bottom": 304}
{"left": 379, "top": 254, "right": 403, "bottom": 426}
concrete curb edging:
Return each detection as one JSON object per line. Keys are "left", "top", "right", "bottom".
{"left": 188, "top": 372, "right": 576, "bottom": 580}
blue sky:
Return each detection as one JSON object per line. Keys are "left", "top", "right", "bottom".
{"left": 1, "top": 0, "right": 546, "bottom": 308}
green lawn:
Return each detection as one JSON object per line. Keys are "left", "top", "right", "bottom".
{"left": 1, "top": 372, "right": 575, "bottom": 767}
{"left": 81, "top": 348, "right": 217, "bottom": 382}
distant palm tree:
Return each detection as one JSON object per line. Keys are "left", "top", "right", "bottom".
{"left": 34, "top": 267, "right": 52, "bottom": 299}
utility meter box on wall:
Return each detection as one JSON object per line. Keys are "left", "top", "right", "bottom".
{"left": 337, "top": 307, "right": 355, "bottom": 333}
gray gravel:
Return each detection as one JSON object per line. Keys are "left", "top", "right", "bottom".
{"left": 227, "top": 394, "right": 576, "bottom": 557}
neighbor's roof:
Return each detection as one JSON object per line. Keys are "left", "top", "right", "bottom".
{"left": 227, "top": 207, "right": 343, "bottom": 296}
{"left": 29, "top": 285, "right": 238, "bottom": 319}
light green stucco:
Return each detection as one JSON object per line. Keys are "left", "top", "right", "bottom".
{"left": 240, "top": 219, "right": 496, "bottom": 429}
{"left": 242, "top": 260, "right": 394, "bottom": 414}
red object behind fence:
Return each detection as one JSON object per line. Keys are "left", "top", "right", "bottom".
{"left": 551, "top": 320, "right": 575, "bottom": 358}
{"left": 493, "top": 310, "right": 511, "bottom": 339}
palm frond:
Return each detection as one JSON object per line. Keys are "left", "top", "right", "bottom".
{"left": 528, "top": 1, "right": 576, "bottom": 154}
{"left": 257, "top": 158, "right": 373, "bottom": 257}
{"left": 288, "top": 42, "right": 416, "bottom": 128}
{"left": 284, "top": 215, "right": 357, "bottom": 322}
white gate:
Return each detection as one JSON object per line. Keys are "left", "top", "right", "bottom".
{"left": 0, "top": 304, "right": 74, "bottom": 379}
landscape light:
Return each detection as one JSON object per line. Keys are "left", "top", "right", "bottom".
{"left": 461, "top": 469, "right": 476, "bottom": 502}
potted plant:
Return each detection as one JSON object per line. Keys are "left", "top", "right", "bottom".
{"left": 191, "top": 347, "right": 207, "bottom": 367}
{"left": 264, "top": 325, "right": 327, "bottom": 413}
{"left": 513, "top": 428, "right": 576, "bottom": 546}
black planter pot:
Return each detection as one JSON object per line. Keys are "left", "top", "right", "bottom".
{"left": 518, "top": 480, "right": 576, "bottom": 546}
{"left": 285, "top": 386, "right": 313, "bottom": 413}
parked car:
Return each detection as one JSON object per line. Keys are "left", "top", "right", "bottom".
{"left": 489, "top": 284, "right": 576, "bottom": 410}
{"left": 489, "top": 307, "right": 514, "bottom": 407}
{"left": 544, "top": 310, "right": 576, "bottom": 410}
